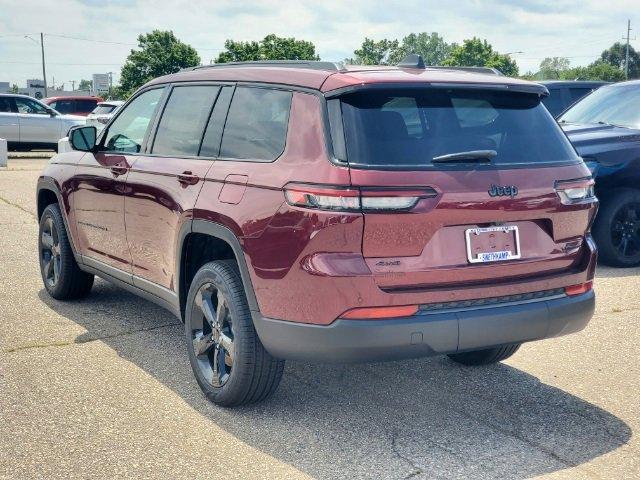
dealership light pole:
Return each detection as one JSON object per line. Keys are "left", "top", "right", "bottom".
{"left": 625, "top": 20, "right": 632, "bottom": 80}
{"left": 40, "top": 33, "right": 48, "bottom": 97}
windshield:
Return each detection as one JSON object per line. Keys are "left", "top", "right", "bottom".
{"left": 559, "top": 84, "right": 640, "bottom": 129}
{"left": 338, "top": 88, "right": 579, "bottom": 169}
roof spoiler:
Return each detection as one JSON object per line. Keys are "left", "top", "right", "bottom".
{"left": 397, "top": 54, "right": 503, "bottom": 76}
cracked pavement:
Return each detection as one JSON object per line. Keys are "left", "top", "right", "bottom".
{"left": 1, "top": 158, "right": 639, "bottom": 480}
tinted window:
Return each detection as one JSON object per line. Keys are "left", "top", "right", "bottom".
{"left": 152, "top": 86, "right": 220, "bottom": 157}
{"left": 104, "top": 88, "right": 163, "bottom": 153}
{"left": 200, "top": 87, "right": 233, "bottom": 158}
{"left": 0, "top": 97, "right": 12, "bottom": 113}
{"left": 15, "top": 97, "right": 48, "bottom": 115}
{"left": 541, "top": 90, "right": 565, "bottom": 117}
{"left": 340, "top": 88, "right": 578, "bottom": 168}
{"left": 560, "top": 84, "right": 640, "bottom": 129}
{"left": 220, "top": 87, "right": 292, "bottom": 161}
{"left": 50, "top": 99, "right": 74, "bottom": 114}
{"left": 568, "top": 88, "right": 592, "bottom": 104}
{"left": 75, "top": 99, "right": 98, "bottom": 113}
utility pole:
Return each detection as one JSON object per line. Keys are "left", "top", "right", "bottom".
{"left": 624, "top": 19, "right": 631, "bottom": 79}
{"left": 40, "top": 33, "right": 48, "bottom": 97}
{"left": 70, "top": 80, "right": 76, "bottom": 91}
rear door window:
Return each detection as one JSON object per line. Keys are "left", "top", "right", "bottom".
{"left": 51, "top": 99, "right": 75, "bottom": 114}
{"left": 75, "top": 99, "right": 98, "bottom": 113}
{"left": 339, "top": 88, "right": 578, "bottom": 169}
{"left": 152, "top": 85, "right": 220, "bottom": 157}
{"left": 219, "top": 87, "right": 292, "bottom": 161}
{"left": 568, "top": 88, "right": 592, "bottom": 104}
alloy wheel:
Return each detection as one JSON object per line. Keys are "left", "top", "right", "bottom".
{"left": 41, "top": 216, "right": 61, "bottom": 288}
{"left": 190, "top": 283, "right": 235, "bottom": 387}
{"left": 611, "top": 202, "right": 640, "bottom": 259}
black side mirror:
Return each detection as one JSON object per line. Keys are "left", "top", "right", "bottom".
{"left": 69, "top": 125, "right": 97, "bottom": 152}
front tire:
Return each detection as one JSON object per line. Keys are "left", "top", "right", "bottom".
{"left": 38, "top": 203, "right": 94, "bottom": 299}
{"left": 447, "top": 344, "right": 521, "bottom": 366}
{"left": 593, "top": 189, "right": 640, "bottom": 267}
{"left": 185, "top": 260, "right": 284, "bottom": 407}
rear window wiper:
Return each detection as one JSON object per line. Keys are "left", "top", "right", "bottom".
{"left": 432, "top": 150, "right": 497, "bottom": 163}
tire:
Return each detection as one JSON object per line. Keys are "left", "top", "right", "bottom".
{"left": 38, "top": 203, "right": 94, "bottom": 300}
{"left": 185, "top": 260, "right": 284, "bottom": 407}
{"left": 447, "top": 344, "right": 521, "bottom": 366}
{"left": 593, "top": 188, "right": 640, "bottom": 267}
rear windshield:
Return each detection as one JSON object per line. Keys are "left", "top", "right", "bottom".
{"left": 337, "top": 88, "right": 578, "bottom": 169}
{"left": 92, "top": 104, "right": 117, "bottom": 115}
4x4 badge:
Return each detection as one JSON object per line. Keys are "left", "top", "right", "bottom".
{"left": 488, "top": 184, "right": 519, "bottom": 198}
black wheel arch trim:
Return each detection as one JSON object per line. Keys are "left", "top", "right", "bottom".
{"left": 177, "top": 219, "right": 260, "bottom": 321}
{"left": 36, "top": 176, "right": 82, "bottom": 265}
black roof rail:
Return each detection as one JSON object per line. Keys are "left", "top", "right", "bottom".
{"left": 396, "top": 54, "right": 503, "bottom": 75}
{"left": 182, "top": 60, "right": 346, "bottom": 73}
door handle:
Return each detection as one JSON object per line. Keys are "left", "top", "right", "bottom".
{"left": 177, "top": 171, "right": 200, "bottom": 186}
{"left": 110, "top": 166, "right": 128, "bottom": 177}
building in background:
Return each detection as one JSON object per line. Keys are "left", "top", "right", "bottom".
{"left": 92, "top": 73, "right": 110, "bottom": 95}
{"left": 0, "top": 82, "right": 10, "bottom": 93}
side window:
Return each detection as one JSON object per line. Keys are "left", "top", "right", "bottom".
{"left": 15, "top": 98, "right": 48, "bottom": 115}
{"left": 0, "top": 98, "right": 13, "bottom": 113}
{"left": 152, "top": 85, "right": 220, "bottom": 157}
{"left": 541, "top": 90, "right": 564, "bottom": 117}
{"left": 103, "top": 88, "right": 163, "bottom": 153}
{"left": 568, "top": 88, "right": 590, "bottom": 104}
{"left": 220, "top": 87, "right": 292, "bottom": 161}
{"left": 200, "top": 87, "right": 233, "bottom": 158}
{"left": 76, "top": 99, "right": 98, "bottom": 112}
{"left": 52, "top": 99, "right": 75, "bottom": 114}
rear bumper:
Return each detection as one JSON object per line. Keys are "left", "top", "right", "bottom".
{"left": 253, "top": 290, "right": 595, "bottom": 363}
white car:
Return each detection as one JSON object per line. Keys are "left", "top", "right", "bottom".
{"left": 0, "top": 94, "right": 85, "bottom": 151}
{"left": 86, "top": 101, "right": 124, "bottom": 130}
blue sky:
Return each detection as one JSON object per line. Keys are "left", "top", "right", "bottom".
{"left": 0, "top": 0, "right": 636, "bottom": 89}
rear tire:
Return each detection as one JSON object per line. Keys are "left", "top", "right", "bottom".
{"left": 593, "top": 188, "right": 640, "bottom": 267}
{"left": 447, "top": 344, "right": 521, "bottom": 366}
{"left": 185, "top": 260, "right": 284, "bottom": 407}
{"left": 38, "top": 203, "right": 94, "bottom": 300}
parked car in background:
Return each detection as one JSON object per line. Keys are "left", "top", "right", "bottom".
{"left": 86, "top": 101, "right": 124, "bottom": 130}
{"left": 540, "top": 81, "right": 609, "bottom": 117}
{"left": 559, "top": 80, "right": 640, "bottom": 267}
{"left": 37, "top": 58, "right": 597, "bottom": 407}
{"left": 43, "top": 96, "right": 103, "bottom": 116}
{"left": 0, "top": 94, "right": 85, "bottom": 151}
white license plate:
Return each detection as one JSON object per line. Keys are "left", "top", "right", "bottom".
{"left": 465, "top": 226, "right": 521, "bottom": 264}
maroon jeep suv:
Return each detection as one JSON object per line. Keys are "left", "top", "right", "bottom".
{"left": 37, "top": 57, "right": 597, "bottom": 407}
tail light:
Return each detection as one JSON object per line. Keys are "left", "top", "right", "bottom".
{"left": 284, "top": 184, "right": 437, "bottom": 212}
{"left": 555, "top": 178, "right": 596, "bottom": 205}
{"left": 565, "top": 281, "right": 593, "bottom": 296}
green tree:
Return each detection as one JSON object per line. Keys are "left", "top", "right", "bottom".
{"left": 120, "top": 30, "right": 200, "bottom": 97}
{"left": 442, "top": 37, "right": 519, "bottom": 76}
{"left": 561, "top": 60, "right": 625, "bottom": 82}
{"left": 348, "top": 38, "right": 400, "bottom": 65}
{"left": 599, "top": 42, "right": 639, "bottom": 79}
{"left": 78, "top": 79, "right": 92, "bottom": 91}
{"left": 216, "top": 34, "right": 319, "bottom": 63}
{"left": 10, "top": 84, "right": 19, "bottom": 93}
{"left": 388, "top": 32, "right": 455, "bottom": 66}
{"left": 538, "top": 57, "right": 571, "bottom": 79}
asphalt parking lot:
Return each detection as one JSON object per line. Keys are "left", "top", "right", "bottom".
{"left": 1, "top": 157, "right": 639, "bottom": 480}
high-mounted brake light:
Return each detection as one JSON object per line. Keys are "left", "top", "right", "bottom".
{"left": 284, "top": 184, "right": 437, "bottom": 212}
{"left": 555, "top": 178, "right": 596, "bottom": 205}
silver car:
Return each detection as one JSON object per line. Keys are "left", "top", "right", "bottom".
{"left": 0, "top": 94, "right": 85, "bottom": 151}
{"left": 85, "top": 100, "right": 124, "bottom": 131}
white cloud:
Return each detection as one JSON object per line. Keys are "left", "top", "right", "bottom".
{"left": 0, "top": 0, "right": 636, "bottom": 87}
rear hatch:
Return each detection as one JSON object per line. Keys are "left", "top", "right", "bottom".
{"left": 332, "top": 86, "right": 596, "bottom": 292}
